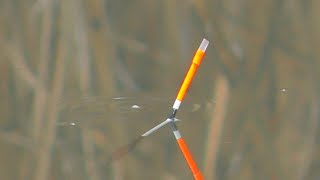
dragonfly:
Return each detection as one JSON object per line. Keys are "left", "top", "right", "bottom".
{"left": 58, "top": 38, "right": 209, "bottom": 180}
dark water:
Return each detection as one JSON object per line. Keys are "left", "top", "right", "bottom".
{"left": 55, "top": 94, "right": 212, "bottom": 179}
{"left": 1, "top": 1, "right": 320, "bottom": 180}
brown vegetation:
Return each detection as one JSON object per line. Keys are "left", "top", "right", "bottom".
{"left": 0, "top": 0, "right": 319, "bottom": 179}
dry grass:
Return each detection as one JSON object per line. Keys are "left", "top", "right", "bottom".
{"left": 0, "top": 0, "right": 319, "bottom": 179}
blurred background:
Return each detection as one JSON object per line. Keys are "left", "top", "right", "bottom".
{"left": 1, "top": 0, "right": 320, "bottom": 179}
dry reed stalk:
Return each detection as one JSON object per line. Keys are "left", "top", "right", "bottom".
{"left": 203, "top": 74, "right": 230, "bottom": 180}
{"left": 72, "top": 1, "right": 101, "bottom": 179}
{"left": 296, "top": 99, "right": 318, "bottom": 180}
{"left": 81, "top": 131, "right": 101, "bottom": 180}
{"left": 31, "top": 0, "right": 53, "bottom": 143}
{"left": 0, "top": 2, "right": 45, "bottom": 178}
{"left": 280, "top": 3, "right": 317, "bottom": 179}
{"left": 84, "top": 0, "right": 124, "bottom": 178}
{"left": 310, "top": 0, "right": 320, "bottom": 55}
{"left": 0, "top": 40, "right": 41, "bottom": 90}
{"left": 164, "top": 0, "right": 180, "bottom": 61}
{"left": 34, "top": 24, "right": 66, "bottom": 180}
{"left": 0, "top": 38, "right": 45, "bottom": 180}
{"left": 85, "top": 0, "right": 115, "bottom": 95}
{"left": 17, "top": 0, "right": 54, "bottom": 178}
{"left": 72, "top": 0, "right": 91, "bottom": 95}
{"left": 190, "top": 0, "right": 208, "bottom": 22}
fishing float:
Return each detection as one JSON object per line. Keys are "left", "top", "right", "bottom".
{"left": 109, "top": 38, "right": 209, "bottom": 180}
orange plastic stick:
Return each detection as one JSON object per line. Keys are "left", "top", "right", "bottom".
{"left": 108, "top": 39, "right": 209, "bottom": 180}
{"left": 172, "top": 39, "right": 209, "bottom": 110}
{"left": 177, "top": 138, "right": 204, "bottom": 180}
{"left": 169, "top": 38, "right": 209, "bottom": 180}
{"left": 176, "top": 50, "right": 205, "bottom": 101}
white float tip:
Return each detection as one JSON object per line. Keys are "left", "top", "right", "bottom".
{"left": 199, "top": 38, "right": 209, "bottom": 51}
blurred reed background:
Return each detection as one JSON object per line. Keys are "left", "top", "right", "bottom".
{"left": 1, "top": 0, "right": 320, "bottom": 179}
